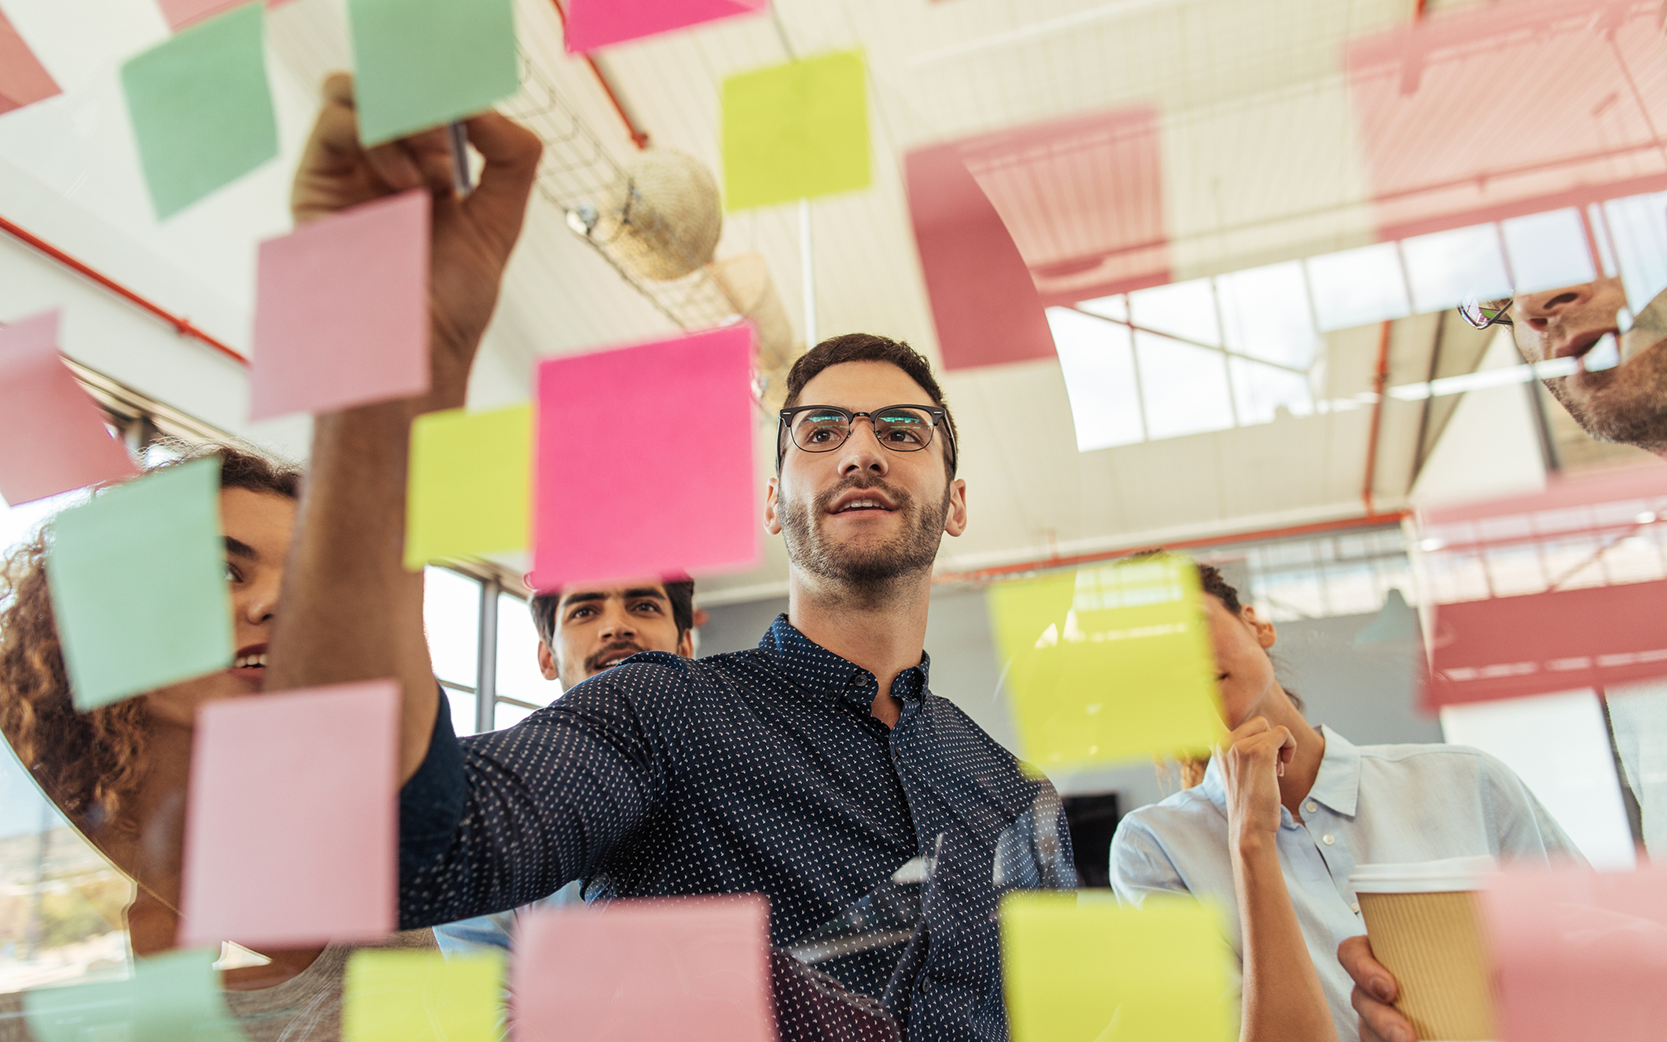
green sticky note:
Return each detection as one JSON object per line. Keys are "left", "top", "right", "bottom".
{"left": 348, "top": 0, "right": 520, "bottom": 146}
{"left": 47, "top": 458, "right": 232, "bottom": 710}
{"left": 988, "top": 555, "right": 1223, "bottom": 769}
{"left": 1002, "top": 892, "right": 1233, "bottom": 1042}
{"left": 120, "top": 3, "right": 279, "bottom": 219}
{"left": 25, "top": 949, "right": 243, "bottom": 1042}
{"left": 343, "top": 949, "right": 503, "bottom": 1042}
{"left": 722, "top": 50, "right": 870, "bottom": 210}
{"left": 405, "top": 403, "right": 530, "bottom": 570}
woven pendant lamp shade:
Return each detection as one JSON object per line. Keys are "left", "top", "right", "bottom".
{"left": 709, "top": 252, "right": 801, "bottom": 413}
{"left": 592, "top": 149, "right": 723, "bottom": 281}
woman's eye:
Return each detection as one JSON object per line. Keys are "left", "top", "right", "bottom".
{"left": 224, "top": 562, "right": 241, "bottom": 583}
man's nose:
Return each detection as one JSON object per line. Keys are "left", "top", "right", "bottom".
{"left": 598, "top": 610, "right": 638, "bottom": 639}
{"left": 838, "top": 420, "right": 889, "bottom": 477}
{"left": 1517, "top": 284, "right": 1589, "bottom": 325}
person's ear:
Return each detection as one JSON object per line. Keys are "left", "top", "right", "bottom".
{"left": 1241, "top": 605, "right": 1278, "bottom": 649}
{"left": 676, "top": 628, "right": 694, "bottom": 658}
{"left": 536, "top": 640, "right": 560, "bottom": 681}
{"left": 764, "top": 477, "right": 782, "bottom": 536}
{"left": 943, "top": 478, "right": 968, "bottom": 538}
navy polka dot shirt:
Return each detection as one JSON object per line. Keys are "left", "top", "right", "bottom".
{"left": 399, "top": 615, "right": 1073, "bottom": 1042}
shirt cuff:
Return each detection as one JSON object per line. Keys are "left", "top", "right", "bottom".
{"left": 399, "top": 686, "right": 466, "bottom": 884}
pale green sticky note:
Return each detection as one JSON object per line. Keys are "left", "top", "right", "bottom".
{"left": 722, "top": 50, "right": 870, "bottom": 211}
{"left": 343, "top": 949, "right": 503, "bottom": 1042}
{"left": 25, "top": 949, "right": 243, "bottom": 1042}
{"left": 47, "top": 457, "right": 232, "bottom": 710}
{"left": 120, "top": 3, "right": 279, "bottom": 219}
{"left": 348, "top": 0, "right": 520, "bottom": 146}
{"left": 405, "top": 403, "right": 530, "bottom": 570}
{"left": 1002, "top": 892, "right": 1233, "bottom": 1042}
{"left": 988, "top": 555, "right": 1223, "bottom": 769}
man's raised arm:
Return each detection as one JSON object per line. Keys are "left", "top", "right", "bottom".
{"left": 266, "top": 74, "right": 541, "bottom": 782}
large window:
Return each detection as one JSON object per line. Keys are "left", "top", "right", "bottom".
{"left": 421, "top": 566, "right": 560, "bottom": 736}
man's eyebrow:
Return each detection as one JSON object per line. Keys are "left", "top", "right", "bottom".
{"left": 559, "top": 591, "right": 606, "bottom": 609}
{"left": 622, "top": 588, "right": 668, "bottom": 601}
{"left": 224, "top": 536, "right": 258, "bottom": 560}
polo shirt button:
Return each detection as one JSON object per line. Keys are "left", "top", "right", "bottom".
{"left": 1322, "top": 834, "right": 1336, "bottom": 845}
{"left": 1305, "top": 800, "right": 1318, "bottom": 813}
{"left": 1351, "top": 902, "right": 1361, "bottom": 914}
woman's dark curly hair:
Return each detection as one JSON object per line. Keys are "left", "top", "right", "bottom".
{"left": 0, "top": 439, "right": 300, "bottom": 833}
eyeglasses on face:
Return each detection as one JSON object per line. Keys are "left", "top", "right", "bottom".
{"left": 776, "top": 404, "right": 957, "bottom": 473}
{"left": 1458, "top": 293, "right": 1514, "bottom": 329}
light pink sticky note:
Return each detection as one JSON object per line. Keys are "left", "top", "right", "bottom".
{"left": 0, "top": 310, "right": 137, "bottom": 505}
{"left": 530, "top": 325, "right": 759, "bottom": 590}
{"left": 250, "top": 190, "right": 429, "bottom": 420}
{"left": 564, "top": 0, "right": 768, "bottom": 53}
{"left": 156, "top": 0, "right": 300, "bottom": 32}
{"left": 0, "top": 7, "right": 60, "bottom": 113}
{"left": 1482, "top": 863, "right": 1667, "bottom": 1042}
{"left": 514, "top": 895, "right": 775, "bottom": 1042}
{"left": 179, "top": 680, "right": 399, "bottom": 948}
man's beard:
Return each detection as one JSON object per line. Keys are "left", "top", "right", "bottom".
{"left": 1545, "top": 342, "right": 1667, "bottom": 455}
{"left": 778, "top": 474, "right": 950, "bottom": 600}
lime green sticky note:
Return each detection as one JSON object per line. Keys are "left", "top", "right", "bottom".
{"left": 343, "top": 949, "right": 503, "bottom": 1042}
{"left": 1002, "top": 892, "right": 1233, "bottom": 1042}
{"left": 25, "top": 949, "right": 243, "bottom": 1042}
{"left": 405, "top": 403, "right": 531, "bottom": 570}
{"left": 120, "top": 2, "right": 279, "bottom": 219}
{"left": 722, "top": 50, "right": 870, "bottom": 210}
{"left": 47, "top": 457, "right": 232, "bottom": 709}
{"left": 348, "top": 0, "right": 520, "bottom": 146}
{"left": 988, "top": 555, "right": 1223, "bottom": 769}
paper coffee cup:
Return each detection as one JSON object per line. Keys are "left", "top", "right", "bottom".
{"left": 1348, "top": 857, "right": 1498, "bottom": 1042}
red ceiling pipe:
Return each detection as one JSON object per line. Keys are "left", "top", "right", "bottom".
{"left": 1361, "top": 319, "right": 1394, "bottom": 517}
{"left": 0, "top": 213, "right": 249, "bottom": 365}
{"left": 932, "top": 510, "right": 1411, "bottom": 586}
{"left": 547, "top": 0, "right": 650, "bottom": 150}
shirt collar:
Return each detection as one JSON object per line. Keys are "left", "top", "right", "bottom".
{"left": 1197, "top": 723, "right": 1360, "bottom": 817}
{"left": 757, "top": 614, "right": 931, "bottom": 709}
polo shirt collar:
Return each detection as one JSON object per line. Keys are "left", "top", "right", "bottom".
{"left": 758, "top": 613, "right": 931, "bottom": 710}
{"left": 1197, "top": 723, "right": 1360, "bottom": 817}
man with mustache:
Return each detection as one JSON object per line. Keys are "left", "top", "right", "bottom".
{"left": 1462, "top": 278, "right": 1667, "bottom": 457}
{"left": 269, "top": 77, "right": 1070, "bottom": 1042}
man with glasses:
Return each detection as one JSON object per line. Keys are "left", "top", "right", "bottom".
{"left": 1459, "top": 277, "right": 1667, "bottom": 457}
{"left": 269, "top": 79, "right": 1071, "bottom": 1042}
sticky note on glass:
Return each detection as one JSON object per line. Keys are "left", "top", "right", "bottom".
{"left": 1002, "top": 892, "right": 1231, "bottom": 1042}
{"left": 120, "top": 2, "right": 278, "bottom": 219}
{"left": 988, "top": 555, "right": 1222, "bottom": 768}
{"left": 530, "top": 325, "right": 758, "bottom": 590}
{"left": 0, "top": 7, "right": 61, "bottom": 114}
{"left": 1482, "top": 862, "right": 1667, "bottom": 1042}
{"left": 179, "top": 680, "right": 399, "bottom": 948}
{"left": 47, "top": 458, "right": 231, "bottom": 710}
{"left": 24, "top": 948, "right": 242, "bottom": 1042}
{"left": 405, "top": 403, "right": 530, "bottom": 569}
{"left": 565, "top": 0, "right": 767, "bottom": 52}
{"left": 344, "top": 949, "right": 502, "bottom": 1042}
{"left": 514, "top": 896, "right": 774, "bottom": 1042}
{"left": 0, "top": 310, "right": 137, "bottom": 506}
{"left": 251, "top": 190, "right": 430, "bottom": 419}
{"left": 722, "top": 50, "right": 869, "bottom": 210}
{"left": 347, "top": 0, "right": 519, "bottom": 146}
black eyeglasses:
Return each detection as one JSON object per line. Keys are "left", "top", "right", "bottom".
{"left": 1458, "top": 293, "right": 1514, "bottom": 329}
{"left": 777, "top": 404, "right": 957, "bottom": 474}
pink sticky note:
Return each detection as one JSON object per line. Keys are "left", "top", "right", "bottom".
{"left": 156, "top": 0, "right": 299, "bottom": 32}
{"left": 531, "top": 326, "right": 759, "bottom": 590}
{"left": 250, "top": 190, "right": 429, "bottom": 420}
{"left": 1482, "top": 863, "right": 1667, "bottom": 1042}
{"left": 565, "top": 0, "right": 767, "bottom": 52}
{"left": 0, "top": 7, "right": 60, "bottom": 113}
{"left": 0, "top": 311, "right": 137, "bottom": 505}
{"left": 1346, "top": 0, "right": 1667, "bottom": 240}
{"left": 514, "top": 895, "right": 775, "bottom": 1042}
{"left": 179, "top": 680, "right": 399, "bottom": 948}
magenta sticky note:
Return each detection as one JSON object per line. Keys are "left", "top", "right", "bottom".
{"left": 250, "top": 189, "right": 429, "bottom": 420}
{"left": 514, "top": 895, "right": 775, "bottom": 1042}
{"left": 178, "top": 680, "right": 399, "bottom": 948}
{"left": 1482, "top": 863, "right": 1667, "bottom": 1042}
{"left": 564, "top": 0, "right": 768, "bottom": 53}
{"left": 0, "top": 310, "right": 137, "bottom": 505}
{"left": 530, "top": 325, "right": 759, "bottom": 590}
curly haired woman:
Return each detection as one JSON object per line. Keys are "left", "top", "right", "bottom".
{"left": 0, "top": 440, "right": 432, "bottom": 1042}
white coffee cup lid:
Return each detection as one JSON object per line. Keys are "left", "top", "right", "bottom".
{"left": 1349, "top": 855, "right": 1498, "bottom": 894}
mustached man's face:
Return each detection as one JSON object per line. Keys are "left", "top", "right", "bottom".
{"left": 1508, "top": 277, "right": 1667, "bottom": 455}
{"left": 540, "top": 585, "right": 691, "bottom": 690}
{"left": 764, "top": 360, "right": 968, "bottom": 600}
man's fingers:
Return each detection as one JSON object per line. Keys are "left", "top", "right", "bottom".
{"left": 1350, "top": 987, "right": 1412, "bottom": 1042}
{"left": 363, "top": 140, "right": 425, "bottom": 192}
{"left": 1228, "top": 716, "right": 1271, "bottom": 742}
{"left": 1276, "top": 724, "right": 1297, "bottom": 765}
{"left": 322, "top": 71, "right": 355, "bottom": 107}
{"left": 1338, "top": 934, "right": 1397, "bottom": 1002}
{"left": 461, "top": 110, "right": 543, "bottom": 253}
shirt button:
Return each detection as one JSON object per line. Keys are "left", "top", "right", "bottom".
{"left": 1305, "top": 800, "right": 1318, "bottom": 813}
{"left": 1322, "top": 834, "right": 1336, "bottom": 845}
{"left": 1351, "top": 902, "right": 1361, "bottom": 914}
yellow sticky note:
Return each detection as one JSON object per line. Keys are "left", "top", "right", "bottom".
{"left": 343, "top": 949, "right": 503, "bottom": 1042}
{"left": 405, "top": 403, "right": 531, "bottom": 570}
{"left": 1002, "top": 892, "right": 1233, "bottom": 1042}
{"left": 721, "top": 50, "right": 870, "bottom": 210}
{"left": 988, "top": 555, "right": 1223, "bottom": 769}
